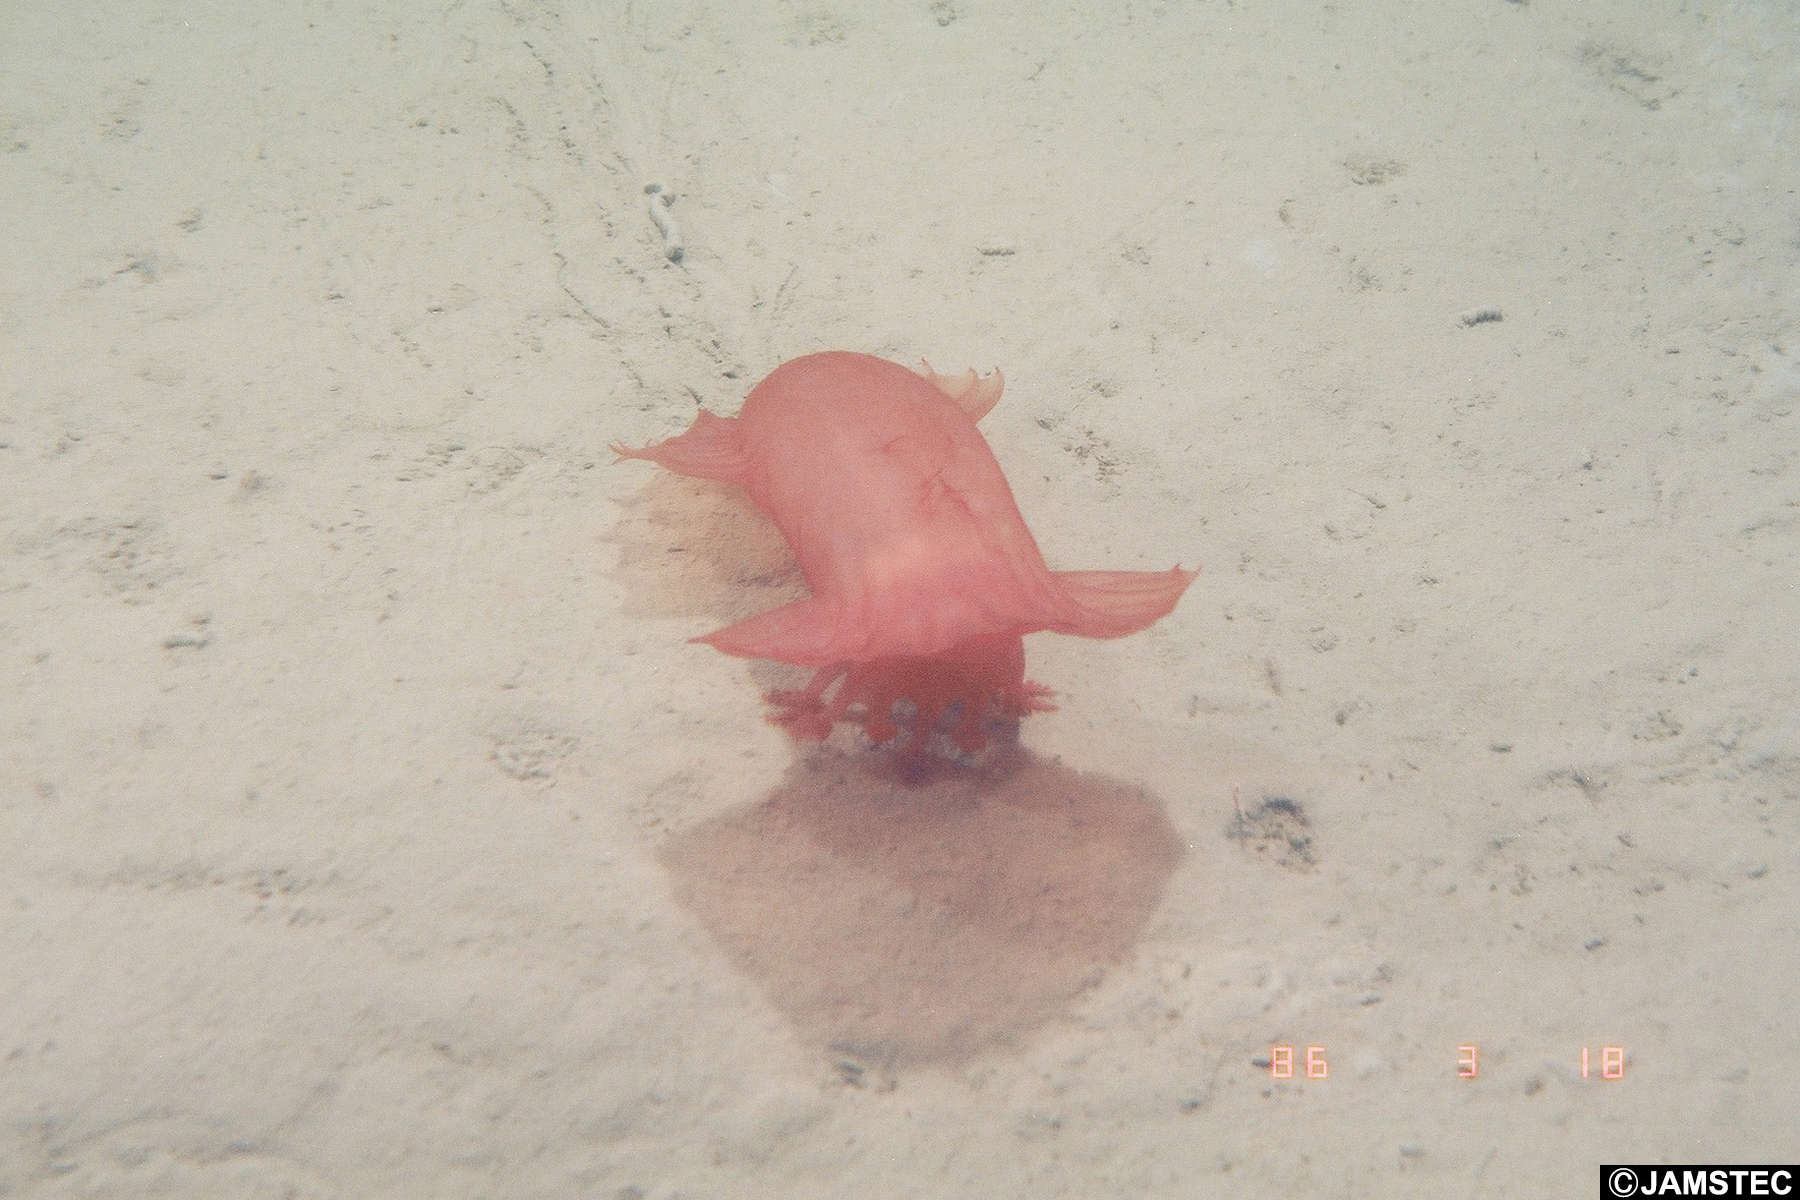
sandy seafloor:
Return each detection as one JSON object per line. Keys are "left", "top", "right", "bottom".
{"left": 3, "top": 1, "right": 1798, "bottom": 1196}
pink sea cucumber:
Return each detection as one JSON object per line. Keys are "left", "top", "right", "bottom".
{"left": 614, "top": 351, "right": 1195, "bottom": 752}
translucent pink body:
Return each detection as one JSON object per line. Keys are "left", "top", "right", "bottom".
{"left": 614, "top": 351, "right": 1194, "bottom": 751}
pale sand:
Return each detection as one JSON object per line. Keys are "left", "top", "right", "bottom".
{"left": 3, "top": 2, "right": 1797, "bottom": 1195}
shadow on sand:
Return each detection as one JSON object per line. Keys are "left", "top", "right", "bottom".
{"left": 661, "top": 740, "right": 1185, "bottom": 1068}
